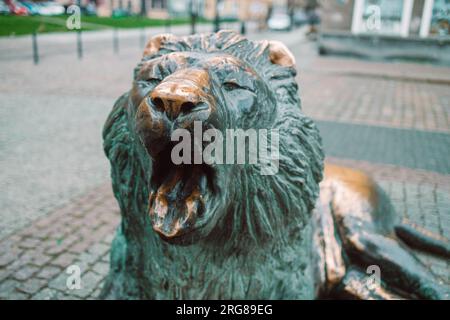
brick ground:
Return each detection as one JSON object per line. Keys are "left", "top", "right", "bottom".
{"left": 0, "top": 184, "right": 119, "bottom": 300}
{"left": 0, "top": 159, "right": 448, "bottom": 299}
{"left": 301, "top": 71, "right": 450, "bottom": 133}
{"left": 316, "top": 120, "right": 450, "bottom": 174}
{"left": 296, "top": 48, "right": 450, "bottom": 134}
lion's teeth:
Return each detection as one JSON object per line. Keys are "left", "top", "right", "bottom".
{"left": 154, "top": 196, "right": 168, "bottom": 218}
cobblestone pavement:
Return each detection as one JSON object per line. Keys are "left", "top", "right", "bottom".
{"left": 0, "top": 159, "right": 448, "bottom": 299}
{"left": 300, "top": 57, "right": 450, "bottom": 133}
{"left": 1, "top": 28, "right": 449, "bottom": 299}
{"left": 317, "top": 120, "right": 450, "bottom": 174}
{"left": 0, "top": 184, "right": 119, "bottom": 299}
{"left": 0, "top": 93, "right": 112, "bottom": 239}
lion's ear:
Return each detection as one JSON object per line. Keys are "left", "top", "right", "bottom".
{"left": 143, "top": 34, "right": 178, "bottom": 57}
{"left": 265, "top": 40, "right": 296, "bottom": 67}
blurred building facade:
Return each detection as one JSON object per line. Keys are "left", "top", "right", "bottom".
{"left": 318, "top": 0, "right": 450, "bottom": 65}
{"left": 320, "top": 0, "right": 449, "bottom": 38}
{"left": 92, "top": 0, "right": 277, "bottom": 20}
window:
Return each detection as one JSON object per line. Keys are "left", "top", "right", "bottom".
{"left": 352, "top": 0, "right": 414, "bottom": 37}
{"left": 151, "top": 0, "right": 167, "bottom": 9}
{"left": 429, "top": 0, "right": 450, "bottom": 36}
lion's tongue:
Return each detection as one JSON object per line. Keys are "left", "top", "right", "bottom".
{"left": 150, "top": 166, "right": 205, "bottom": 237}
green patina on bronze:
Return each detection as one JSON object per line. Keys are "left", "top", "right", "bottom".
{"left": 101, "top": 31, "right": 449, "bottom": 299}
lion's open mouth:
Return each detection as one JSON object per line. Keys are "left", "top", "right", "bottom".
{"left": 148, "top": 144, "right": 216, "bottom": 241}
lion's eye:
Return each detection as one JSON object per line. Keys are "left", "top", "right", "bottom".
{"left": 223, "top": 81, "right": 244, "bottom": 91}
{"left": 137, "top": 77, "right": 161, "bottom": 88}
{"left": 146, "top": 77, "right": 162, "bottom": 83}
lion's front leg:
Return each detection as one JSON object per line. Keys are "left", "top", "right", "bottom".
{"left": 312, "top": 164, "right": 449, "bottom": 300}
{"left": 312, "top": 188, "right": 403, "bottom": 299}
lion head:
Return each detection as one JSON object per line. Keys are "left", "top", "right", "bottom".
{"left": 103, "top": 31, "right": 324, "bottom": 249}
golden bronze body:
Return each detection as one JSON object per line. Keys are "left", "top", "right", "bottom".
{"left": 314, "top": 163, "right": 449, "bottom": 299}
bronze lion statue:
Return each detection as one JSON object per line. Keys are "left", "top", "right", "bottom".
{"left": 101, "top": 31, "right": 449, "bottom": 299}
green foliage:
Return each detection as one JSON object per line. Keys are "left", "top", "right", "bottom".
{"left": 0, "top": 15, "right": 207, "bottom": 37}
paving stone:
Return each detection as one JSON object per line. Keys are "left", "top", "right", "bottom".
{"left": 58, "top": 293, "right": 82, "bottom": 300}
{"left": 46, "top": 241, "right": 72, "bottom": 255}
{"left": 69, "top": 241, "right": 93, "bottom": 254}
{"left": 12, "top": 265, "right": 39, "bottom": 281}
{"left": 5, "top": 258, "right": 26, "bottom": 274}
{"left": 50, "top": 252, "right": 78, "bottom": 269}
{"left": 0, "top": 279, "right": 21, "bottom": 299}
{"left": 30, "top": 288, "right": 74, "bottom": 300}
{"left": 2, "top": 291, "right": 29, "bottom": 300}
{"left": 34, "top": 217, "right": 57, "bottom": 230}
{"left": 302, "top": 69, "right": 450, "bottom": 133}
{"left": 102, "top": 233, "right": 115, "bottom": 245}
{"left": 48, "top": 272, "right": 70, "bottom": 292}
{"left": 87, "top": 243, "right": 110, "bottom": 257}
{"left": 28, "top": 253, "right": 53, "bottom": 268}
{"left": 71, "top": 260, "right": 90, "bottom": 276}
{"left": 0, "top": 268, "right": 12, "bottom": 282}
{"left": 95, "top": 280, "right": 105, "bottom": 294}
{"left": 18, "top": 238, "right": 42, "bottom": 250}
{"left": 16, "top": 278, "right": 48, "bottom": 295}
{"left": 36, "top": 266, "right": 63, "bottom": 280}
{"left": 77, "top": 251, "right": 101, "bottom": 267}
{"left": 0, "top": 252, "right": 16, "bottom": 268}
{"left": 31, "top": 288, "right": 58, "bottom": 300}
{"left": 316, "top": 121, "right": 450, "bottom": 174}
{"left": 91, "top": 261, "right": 109, "bottom": 276}
{"left": 101, "top": 253, "right": 110, "bottom": 264}
{"left": 70, "top": 271, "right": 104, "bottom": 299}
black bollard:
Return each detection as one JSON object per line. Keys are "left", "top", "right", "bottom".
{"left": 32, "top": 32, "right": 39, "bottom": 65}
{"left": 240, "top": 21, "right": 246, "bottom": 35}
{"left": 77, "top": 30, "right": 83, "bottom": 59}
{"left": 165, "top": 18, "right": 171, "bottom": 33}
{"left": 113, "top": 28, "right": 119, "bottom": 54}
{"left": 214, "top": 11, "right": 220, "bottom": 32}
{"left": 190, "top": 14, "right": 196, "bottom": 35}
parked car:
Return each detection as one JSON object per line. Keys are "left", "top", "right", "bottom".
{"left": 19, "top": 0, "right": 40, "bottom": 15}
{"left": 38, "top": 1, "right": 65, "bottom": 16}
{"left": 112, "top": 8, "right": 130, "bottom": 18}
{"left": 293, "top": 9, "right": 309, "bottom": 27}
{"left": 0, "top": 0, "right": 11, "bottom": 14}
{"left": 6, "top": 0, "right": 28, "bottom": 15}
{"left": 81, "top": 2, "right": 96, "bottom": 16}
{"left": 268, "top": 12, "right": 292, "bottom": 31}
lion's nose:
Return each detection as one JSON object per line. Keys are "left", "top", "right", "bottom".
{"left": 150, "top": 69, "right": 211, "bottom": 121}
{"left": 150, "top": 89, "right": 200, "bottom": 120}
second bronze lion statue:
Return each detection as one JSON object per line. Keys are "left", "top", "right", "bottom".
{"left": 101, "top": 31, "right": 449, "bottom": 299}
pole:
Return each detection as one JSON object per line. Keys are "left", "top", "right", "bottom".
{"left": 240, "top": 21, "right": 246, "bottom": 35}
{"left": 191, "top": 13, "right": 197, "bottom": 35}
{"left": 32, "top": 32, "right": 39, "bottom": 65}
{"left": 214, "top": 0, "right": 220, "bottom": 32}
{"left": 190, "top": 0, "right": 197, "bottom": 35}
{"left": 77, "top": 30, "right": 83, "bottom": 59}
